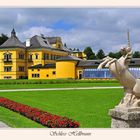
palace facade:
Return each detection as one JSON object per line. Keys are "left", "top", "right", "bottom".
{"left": 0, "top": 29, "right": 88, "bottom": 79}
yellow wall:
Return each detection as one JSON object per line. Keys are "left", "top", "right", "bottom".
{"left": 72, "top": 52, "right": 87, "bottom": 60}
{"left": 0, "top": 47, "right": 69, "bottom": 79}
{"left": 28, "top": 62, "right": 86, "bottom": 80}
{"left": 27, "top": 50, "right": 43, "bottom": 68}
{"left": 27, "top": 49, "right": 68, "bottom": 67}
{"left": 56, "top": 61, "right": 77, "bottom": 79}
{"left": 28, "top": 68, "right": 56, "bottom": 79}
{"left": 51, "top": 37, "right": 63, "bottom": 49}
{"left": 0, "top": 48, "right": 27, "bottom": 79}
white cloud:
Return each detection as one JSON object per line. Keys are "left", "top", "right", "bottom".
{"left": 21, "top": 26, "right": 54, "bottom": 39}
{"left": 1, "top": 8, "right": 140, "bottom": 53}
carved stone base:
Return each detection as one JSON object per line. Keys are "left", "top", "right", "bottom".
{"left": 109, "top": 107, "right": 140, "bottom": 128}
{"left": 118, "top": 93, "right": 140, "bottom": 108}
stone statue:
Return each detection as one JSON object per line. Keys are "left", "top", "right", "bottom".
{"left": 98, "top": 46, "right": 140, "bottom": 108}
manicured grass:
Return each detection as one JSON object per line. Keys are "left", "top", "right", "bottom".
{"left": 0, "top": 88, "right": 123, "bottom": 128}
{"left": 0, "top": 107, "right": 44, "bottom": 128}
{"left": 0, "top": 82, "right": 120, "bottom": 89}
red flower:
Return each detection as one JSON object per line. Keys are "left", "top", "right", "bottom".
{"left": 0, "top": 97, "right": 80, "bottom": 128}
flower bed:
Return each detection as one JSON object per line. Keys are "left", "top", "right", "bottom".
{"left": 0, "top": 97, "right": 80, "bottom": 128}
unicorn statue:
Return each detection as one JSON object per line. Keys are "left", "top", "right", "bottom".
{"left": 98, "top": 34, "right": 140, "bottom": 108}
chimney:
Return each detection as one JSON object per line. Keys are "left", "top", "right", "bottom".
{"left": 26, "top": 39, "right": 30, "bottom": 47}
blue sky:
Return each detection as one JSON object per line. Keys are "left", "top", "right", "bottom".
{"left": 0, "top": 8, "right": 140, "bottom": 53}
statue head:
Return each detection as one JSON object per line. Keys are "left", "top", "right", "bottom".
{"left": 120, "top": 46, "right": 131, "bottom": 56}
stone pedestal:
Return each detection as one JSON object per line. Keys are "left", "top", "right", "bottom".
{"left": 109, "top": 106, "right": 140, "bottom": 128}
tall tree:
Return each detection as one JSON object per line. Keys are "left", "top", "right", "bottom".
{"left": 108, "top": 51, "right": 122, "bottom": 59}
{"left": 133, "top": 51, "right": 140, "bottom": 58}
{"left": 115, "top": 51, "right": 122, "bottom": 59}
{"left": 83, "top": 47, "right": 95, "bottom": 60}
{"left": 0, "top": 34, "right": 8, "bottom": 45}
{"left": 96, "top": 49, "right": 105, "bottom": 59}
{"left": 108, "top": 52, "right": 116, "bottom": 58}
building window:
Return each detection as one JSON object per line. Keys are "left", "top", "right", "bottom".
{"left": 50, "top": 54, "right": 53, "bottom": 60}
{"left": 4, "top": 66, "right": 12, "bottom": 72}
{"left": 53, "top": 55, "right": 55, "bottom": 60}
{"left": 46, "top": 53, "right": 49, "bottom": 60}
{"left": 46, "top": 74, "right": 49, "bottom": 77}
{"left": 18, "top": 66, "right": 24, "bottom": 72}
{"left": 4, "top": 54, "right": 7, "bottom": 59}
{"left": 32, "top": 74, "right": 40, "bottom": 78}
{"left": 52, "top": 71, "right": 56, "bottom": 75}
{"left": 35, "top": 54, "right": 39, "bottom": 59}
{"left": 19, "top": 53, "right": 24, "bottom": 59}
{"left": 4, "top": 76, "right": 12, "bottom": 79}
{"left": 4, "top": 53, "right": 12, "bottom": 61}
{"left": 56, "top": 55, "right": 60, "bottom": 59}
{"left": 43, "top": 54, "right": 45, "bottom": 60}
{"left": 28, "top": 54, "right": 32, "bottom": 61}
{"left": 58, "top": 44, "right": 61, "bottom": 48}
{"left": 43, "top": 53, "right": 49, "bottom": 60}
{"left": 50, "top": 54, "right": 56, "bottom": 60}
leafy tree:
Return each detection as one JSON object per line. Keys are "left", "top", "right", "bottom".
{"left": 83, "top": 47, "right": 95, "bottom": 60}
{"left": 133, "top": 51, "right": 140, "bottom": 58}
{"left": 115, "top": 51, "right": 122, "bottom": 59}
{"left": 108, "top": 52, "right": 116, "bottom": 58}
{"left": 96, "top": 49, "right": 105, "bottom": 59}
{"left": 0, "top": 34, "right": 8, "bottom": 45}
{"left": 108, "top": 51, "right": 122, "bottom": 59}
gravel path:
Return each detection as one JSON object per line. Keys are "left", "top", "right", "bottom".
{"left": 0, "top": 121, "right": 10, "bottom": 128}
{"left": 0, "top": 86, "right": 123, "bottom": 92}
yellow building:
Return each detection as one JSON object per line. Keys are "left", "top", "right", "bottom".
{"left": 68, "top": 48, "right": 87, "bottom": 60}
{"left": 28, "top": 64, "right": 56, "bottom": 79}
{"left": 56, "top": 57, "right": 101, "bottom": 79}
{"left": 26, "top": 35, "right": 68, "bottom": 68}
{"left": 28, "top": 55, "right": 82, "bottom": 80}
{"left": 56, "top": 55, "right": 81, "bottom": 79}
{"left": 71, "top": 51, "right": 87, "bottom": 60}
{"left": 28, "top": 55, "right": 101, "bottom": 80}
{"left": 0, "top": 28, "right": 96, "bottom": 80}
{"left": 0, "top": 29, "right": 27, "bottom": 79}
{"left": 0, "top": 29, "right": 69, "bottom": 79}
{"left": 47, "top": 37, "right": 63, "bottom": 50}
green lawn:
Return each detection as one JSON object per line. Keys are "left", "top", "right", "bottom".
{"left": 0, "top": 82, "right": 120, "bottom": 89}
{"left": 0, "top": 88, "right": 123, "bottom": 128}
{"left": 0, "top": 79, "right": 118, "bottom": 84}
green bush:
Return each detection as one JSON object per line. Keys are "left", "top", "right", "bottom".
{"left": 0, "top": 79, "right": 118, "bottom": 85}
